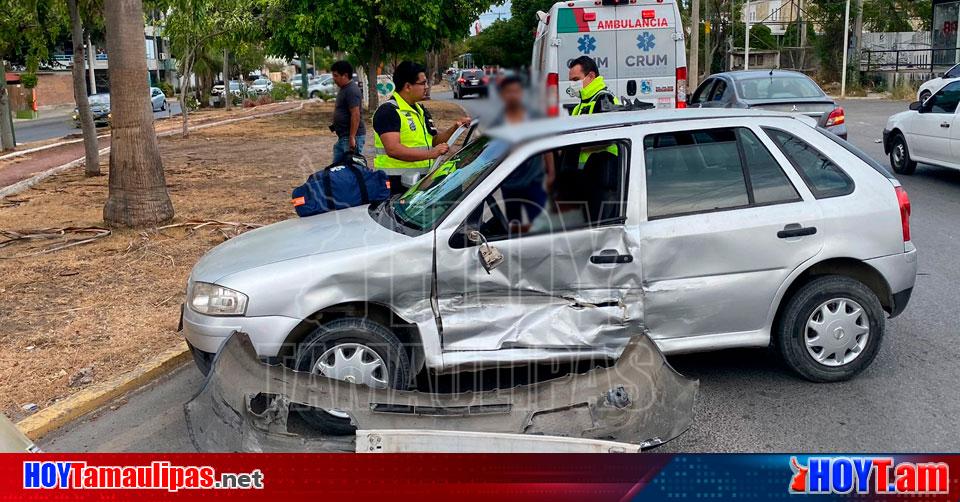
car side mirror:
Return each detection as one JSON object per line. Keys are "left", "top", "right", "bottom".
{"left": 467, "top": 230, "right": 503, "bottom": 273}
{"left": 909, "top": 101, "right": 922, "bottom": 112}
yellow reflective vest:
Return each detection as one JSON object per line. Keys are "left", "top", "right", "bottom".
{"left": 373, "top": 94, "right": 433, "bottom": 172}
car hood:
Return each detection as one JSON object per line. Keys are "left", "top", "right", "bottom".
{"left": 190, "top": 206, "right": 409, "bottom": 284}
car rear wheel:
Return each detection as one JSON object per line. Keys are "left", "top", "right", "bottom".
{"left": 293, "top": 317, "right": 411, "bottom": 435}
{"left": 777, "top": 275, "right": 885, "bottom": 382}
{"left": 889, "top": 133, "right": 917, "bottom": 175}
{"left": 310, "top": 91, "right": 320, "bottom": 99}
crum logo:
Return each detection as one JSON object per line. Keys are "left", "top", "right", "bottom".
{"left": 789, "top": 457, "right": 949, "bottom": 495}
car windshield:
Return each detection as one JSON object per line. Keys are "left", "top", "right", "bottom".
{"left": 229, "top": 82, "right": 240, "bottom": 90}
{"left": 254, "top": 79, "right": 269, "bottom": 85}
{"left": 462, "top": 71, "right": 482, "bottom": 79}
{"left": 388, "top": 137, "right": 511, "bottom": 231}
{"left": 736, "top": 76, "right": 825, "bottom": 100}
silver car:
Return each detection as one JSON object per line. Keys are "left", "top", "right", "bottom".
{"left": 182, "top": 110, "right": 916, "bottom": 413}
{"left": 150, "top": 86, "right": 167, "bottom": 112}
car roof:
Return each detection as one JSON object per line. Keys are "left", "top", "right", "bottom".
{"left": 712, "top": 70, "right": 815, "bottom": 81}
{"left": 485, "top": 109, "right": 815, "bottom": 144}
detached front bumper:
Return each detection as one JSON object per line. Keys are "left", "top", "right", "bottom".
{"left": 184, "top": 331, "right": 699, "bottom": 452}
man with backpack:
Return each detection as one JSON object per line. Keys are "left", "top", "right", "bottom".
{"left": 372, "top": 61, "right": 471, "bottom": 194}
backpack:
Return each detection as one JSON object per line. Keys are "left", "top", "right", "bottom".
{"left": 291, "top": 153, "right": 391, "bottom": 217}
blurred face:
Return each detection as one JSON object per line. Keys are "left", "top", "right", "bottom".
{"left": 332, "top": 72, "right": 351, "bottom": 87}
{"left": 403, "top": 72, "right": 429, "bottom": 101}
{"left": 568, "top": 64, "right": 595, "bottom": 88}
{"left": 499, "top": 82, "right": 523, "bottom": 109}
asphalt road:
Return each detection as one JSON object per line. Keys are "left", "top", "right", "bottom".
{"left": 41, "top": 96, "right": 960, "bottom": 453}
{"left": 13, "top": 101, "right": 182, "bottom": 144}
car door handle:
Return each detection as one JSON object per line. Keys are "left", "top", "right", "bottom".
{"left": 777, "top": 224, "right": 817, "bottom": 239}
{"left": 942, "top": 122, "right": 951, "bottom": 128}
{"left": 590, "top": 250, "right": 633, "bottom": 264}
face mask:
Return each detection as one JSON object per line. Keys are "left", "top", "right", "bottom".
{"left": 566, "top": 79, "right": 583, "bottom": 98}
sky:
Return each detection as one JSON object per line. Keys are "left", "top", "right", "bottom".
{"left": 475, "top": 1, "right": 512, "bottom": 33}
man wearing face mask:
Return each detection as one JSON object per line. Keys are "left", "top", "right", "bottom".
{"left": 567, "top": 56, "right": 619, "bottom": 116}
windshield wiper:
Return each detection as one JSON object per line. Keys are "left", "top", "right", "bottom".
{"left": 388, "top": 198, "right": 423, "bottom": 231}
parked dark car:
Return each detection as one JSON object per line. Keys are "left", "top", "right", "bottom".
{"left": 688, "top": 70, "right": 847, "bottom": 139}
{"left": 452, "top": 69, "right": 488, "bottom": 99}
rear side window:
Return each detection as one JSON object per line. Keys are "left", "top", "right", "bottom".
{"left": 764, "top": 128, "right": 854, "bottom": 198}
{"left": 644, "top": 127, "right": 799, "bottom": 219}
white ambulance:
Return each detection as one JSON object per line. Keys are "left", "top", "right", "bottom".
{"left": 531, "top": 0, "right": 688, "bottom": 116}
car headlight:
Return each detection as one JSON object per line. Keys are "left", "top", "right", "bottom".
{"left": 188, "top": 281, "right": 248, "bottom": 316}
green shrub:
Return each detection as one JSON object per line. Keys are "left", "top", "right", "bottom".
{"left": 157, "top": 81, "right": 173, "bottom": 97}
{"left": 19, "top": 72, "right": 38, "bottom": 89}
{"left": 889, "top": 81, "right": 918, "bottom": 101}
{"left": 270, "top": 82, "right": 295, "bottom": 101}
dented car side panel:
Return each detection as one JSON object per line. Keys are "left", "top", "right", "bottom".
{"left": 431, "top": 130, "right": 645, "bottom": 363}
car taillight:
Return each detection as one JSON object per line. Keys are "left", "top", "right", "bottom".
{"left": 482, "top": 76, "right": 489, "bottom": 84}
{"left": 458, "top": 78, "right": 465, "bottom": 84}
{"left": 826, "top": 106, "right": 845, "bottom": 127}
{"left": 676, "top": 67, "right": 687, "bottom": 108}
{"left": 895, "top": 186, "right": 911, "bottom": 242}
{"left": 546, "top": 72, "right": 559, "bottom": 117}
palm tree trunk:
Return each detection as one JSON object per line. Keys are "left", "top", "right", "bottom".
{"left": 102, "top": 0, "right": 174, "bottom": 227}
{"left": 68, "top": 0, "right": 101, "bottom": 177}
{"left": 223, "top": 48, "right": 231, "bottom": 110}
{"left": 179, "top": 50, "right": 193, "bottom": 138}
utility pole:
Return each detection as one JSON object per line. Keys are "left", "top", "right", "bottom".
{"left": 744, "top": 17, "right": 751, "bottom": 70}
{"left": 690, "top": 0, "right": 701, "bottom": 88}
{"left": 87, "top": 32, "right": 97, "bottom": 94}
{"left": 840, "top": 0, "right": 851, "bottom": 97}
{"left": 704, "top": 16, "right": 712, "bottom": 79}
{"left": 799, "top": 0, "right": 807, "bottom": 70}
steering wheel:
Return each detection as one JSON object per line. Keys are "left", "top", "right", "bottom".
{"left": 484, "top": 195, "right": 510, "bottom": 237}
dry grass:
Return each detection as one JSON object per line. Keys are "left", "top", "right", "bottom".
{"left": 0, "top": 99, "right": 466, "bottom": 421}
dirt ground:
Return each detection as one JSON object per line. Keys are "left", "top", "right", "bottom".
{"left": 0, "top": 99, "right": 466, "bottom": 421}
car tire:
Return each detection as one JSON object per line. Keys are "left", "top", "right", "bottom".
{"left": 453, "top": 89, "right": 459, "bottom": 99}
{"left": 777, "top": 275, "right": 885, "bottom": 383}
{"left": 919, "top": 90, "right": 931, "bottom": 103}
{"left": 293, "top": 317, "right": 411, "bottom": 435}
{"left": 889, "top": 133, "right": 917, "bottom": 175}
{"left": 310, "top": 91, "right": 319, "bottom": 99}
{"left": 161, "top": 101, "right": 166, "bottom": 111}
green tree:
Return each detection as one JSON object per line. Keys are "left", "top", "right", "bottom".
{"left": 468, "top": 0, "right": 553, "bottom": 69}
{"left": 262, "top": 0, "right": 495, "bottom": 107}
{"left": 0, "top": 0, "right": 68, "bottom": 150}
{"left": 162, "top": 0, "right": 261, "bottom": 135}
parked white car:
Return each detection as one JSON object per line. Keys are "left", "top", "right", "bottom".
{"left": 307, "top": 76, "right": 336, "bottom": 98}
{"left": 250, "top": 78, "right": 274, "bottom": 95}
{"left": 885, "top": 80, "right": 960, "bottom": 174}
{"left": 150, "top": 87, "right": 167, "bottom": 112}
{"left": 917, "top": 63, "right": 960, "bottom": 103}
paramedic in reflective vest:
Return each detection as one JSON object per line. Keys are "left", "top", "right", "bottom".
{"left": 567, "top": 56, "right": 619, "bottom": 115}
{"left": 373, "top": 61, "right": 471, "bottom": 194}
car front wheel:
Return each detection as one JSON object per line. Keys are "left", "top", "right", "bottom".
{"left": 889, "top": 133, "right": 917, "bottom": 175}
{"left": 293, "top": 317, "right": 411, "bottom": 435}
{"left": 777, "top": 275, "right": 885, "bottom": 382}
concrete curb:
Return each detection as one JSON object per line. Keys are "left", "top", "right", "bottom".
{"left": 17, "top": 343, "right": 191, "bottom": 440}
{"left": 0, "top": 100, "right": 309, "bottom": 199}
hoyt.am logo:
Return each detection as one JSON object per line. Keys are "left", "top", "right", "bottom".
{"left": 789, "top": 457, "right": 949, "bottom": 495}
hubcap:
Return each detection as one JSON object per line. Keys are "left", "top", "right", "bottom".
{"left": 804, "top": 298, "right": 870, "bottom": 367}
{"left": 311, "top": 343, "right": 388, "bottom": 420}
{"left": 893, "top": 143, "right": 905, "bottom": 167}
{"left": 313, "top": 343, "right": 388, "bottom": 388}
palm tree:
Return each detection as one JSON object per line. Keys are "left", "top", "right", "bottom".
{"left": 102, "top": 0, "right": 174, "bottom": 227}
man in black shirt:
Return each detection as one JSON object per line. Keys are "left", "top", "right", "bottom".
{"left": 331, "top": 60, "right": 365, "bottom": 164}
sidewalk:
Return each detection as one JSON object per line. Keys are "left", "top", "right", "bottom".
{"left": 12, "top": 104, "right": 75, "bottom": 123}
